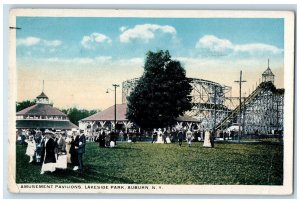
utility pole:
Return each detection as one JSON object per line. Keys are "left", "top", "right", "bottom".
{"left": 112, "top": 84, "right": 120, "bottom": 135}
{"left": 107, "top": 84, "right": 120, "bottom": 135}
{"left": 234, "top": 71, "right": 247, "bottom": 143}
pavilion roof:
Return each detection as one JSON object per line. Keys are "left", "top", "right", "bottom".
{"left": 17, "top": 103, "right": 67, "bottom": 117}
{"left": 82, "top": 104, "right": 200, "bottom": 124}
{"left": 36, "top": 91, "right": 49, "bottom": 98}
{"left": 81, "top": 104, "right": 128, "bottom": 121}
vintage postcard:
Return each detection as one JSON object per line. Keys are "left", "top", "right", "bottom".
{"left": 8, "top": 9, "right": 294, "bottom": 194}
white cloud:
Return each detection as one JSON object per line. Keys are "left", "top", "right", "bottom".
{"left": 119, "top": 24, "right": 176, "bottom": 43}
{"left": 17, "top": 37, "right": 63, "bottom": 48}
{"left": 196, "top": 35, "right": 233, "bottom": 52}
{"left": 81, "top": 33, "right": 112, "bottom": 49}
{"left": 17, "top": 37, "right": 41, "bottom": 46}
{"left": 234, "top": 43, "right": 282, "bottom": 54}
{"left": 195, "top": 35, "right": 283, "bottom": 56}
{"left": 128, "top": 57, "right": 144, "bottom": 64}
{"left": 43, "top": 40, "right": 62, "bottom": 47}
{"left": 43, "top": 56, "right": 113, "bottom": 65}
{"left": 95, "top": 56, "right": 113, "bottom": 62}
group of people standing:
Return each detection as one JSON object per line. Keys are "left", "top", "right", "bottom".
{"left": 95, "top": 129, "right": 118, "bottom": 148}
{"left": 151, "top": 128, "right": 193, "bottom": 146}
{"left": 22, "top": 129, "right": 86, "bottom": 174}
{"left": 94, "top": 129, "right": 141, "bottom": 147}
{"left": 151, "top": 128, "right": 211, "bottom": 147}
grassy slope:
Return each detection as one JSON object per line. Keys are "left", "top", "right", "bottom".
{"left": 16, "top": 141, "right": 283, "bottom": 185}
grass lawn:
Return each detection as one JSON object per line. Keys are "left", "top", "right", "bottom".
{"left": 16, "top": 141, "right": 283, "bottom": 185}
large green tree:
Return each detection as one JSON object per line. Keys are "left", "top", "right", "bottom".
{"left": 61, "top": 107, "right": 99, "bottom": 126}
{"left": 126, "top": 50, "right": 192, "bottom": 129}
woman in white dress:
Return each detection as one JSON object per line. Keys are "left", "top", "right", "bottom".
{"left": 65, "top": 135, "right": 72, "bottom": 164}
{"left": 156, "top": 128, "right": 163, "bottom": 143}
{"left": 25, "top": 136, "right": 36, "bottom": 163}
{"left": 40, "top": 132, "right": 56, "bottom": 174}
{"left": 186, "top": 130, "right": 193, "bottom": 147}
{"left": 55, "top": 133, "right": 67, "bottom": 169}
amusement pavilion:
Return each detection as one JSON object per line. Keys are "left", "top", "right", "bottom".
{"left": 16, "top": 62, "right": 284, "bottom": 139}
{"left": 16, "top": 91, "right": 78, "bottom": 132}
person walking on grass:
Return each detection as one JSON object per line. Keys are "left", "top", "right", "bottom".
{"left": 152, "top": 129, "right": 157, "bottom": 143}
{"left": 76, "top": 130, "right": 86, "bottom": 174}
{"left": 119, "top": 130, "right": 124, "bottom": 142}
{"left": 186, "top": 129, "right": 193, "bottom": 147}
{"left": 171, "top": 128, "right": 177, "bottom": 143}
{"left": 70, "top": 133, "right": 79, "bottom": 171}
{"left": 34, "top": 131, "right": 44, "bottom": 164}
{"left": 55, "top": 133, "right": 67, "bottom": 170}
{"left": 105, "top": 130, "right": 110, "bottom": 147}
{"left": 65, "top": 135, "right": 72, "bottom": 164}
{"left": 163, "top": 129, "right": 168, "bottom": 144}
{"left": 25, "top": 135, "right": 36, "bottom": 163}
{"left": 40, "top": 131, "right": 56, "bottom": 174}
{"left": 178, "top": 129, "right": 184, "bottom": 147}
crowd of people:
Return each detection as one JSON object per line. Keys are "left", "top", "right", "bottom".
{"left": 82, "top": 127, "right": 235, "bottom": 148}
{"left": 88, "top": 128, "right": 142, "bottom": 147}
{"left": 18, "top": 126, "right": 237, "bottom": 175}
{"left": 91, "top": 128, "right": 201, "bottom": 147}
{"left": 150, "top": 128, "right": 201, "bottom": 147}
{"left": 19, "top": 129, "right": 86, "bottom": 175}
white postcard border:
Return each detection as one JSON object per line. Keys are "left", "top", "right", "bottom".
{"left": 8, "top": 9, "right": 295, "bottom": 195}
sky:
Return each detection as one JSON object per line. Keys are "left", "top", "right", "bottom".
{"left": 16, "top": 17, "right": 284, "bottom": 110}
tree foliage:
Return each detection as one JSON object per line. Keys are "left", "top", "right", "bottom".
{"left": 61, "top": 107, "right": 99, "bottom": 126}
{"left": 126, "top": 50, "right": 192, "bottom": 129}
{"left": 16, "top": 100, "right": 36, "bottom": 112}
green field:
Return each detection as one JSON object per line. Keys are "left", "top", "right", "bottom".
{"left": 16, "top": 141, "right": 283, "bottom": 185}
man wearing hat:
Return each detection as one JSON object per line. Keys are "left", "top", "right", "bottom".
{"left": 75, "top": 129, "right": 86, "bottom": 174}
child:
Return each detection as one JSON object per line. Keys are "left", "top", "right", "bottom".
{"left": 25, "top": 136, "right": 36, "bottom": 163}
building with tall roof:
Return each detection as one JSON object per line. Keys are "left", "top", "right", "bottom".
{"left": 79, "top": 104, "right": 133, "bottom": 133}
{"left": 16, "top": 91, "right": 78, "bottom": 130}
{"left": 79, "top": 103, "right": 201, "bottom": 133}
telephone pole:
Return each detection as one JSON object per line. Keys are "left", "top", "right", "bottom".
{"left": 234, "top": 70, "right": 247, "bottom": 143}
{"left": 112, "top": 84, "right": 120, "bottom": 135}
{"left": 106, "top": 84, "right": 120, "bottom": 135}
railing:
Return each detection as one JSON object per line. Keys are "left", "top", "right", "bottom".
{"left": 215, "top": 81, "right": 275, "bottom": 130}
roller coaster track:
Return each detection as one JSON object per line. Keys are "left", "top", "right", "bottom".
{"left": 215, "top": 81, "right": 277, "bottom": 130}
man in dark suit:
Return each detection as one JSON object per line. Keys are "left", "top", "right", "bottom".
{"left": 178, "top": 130, "right": 184, "bottom": 147}
{"left": 99, "top": 130, "right": 106, "bottom": 147}
{"left": 76, "top": 130, "right": 86, "bottom": 173}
